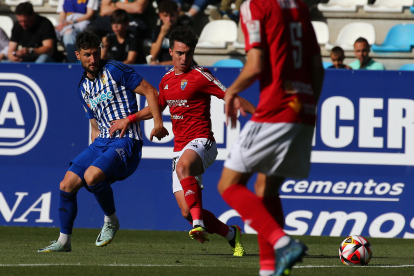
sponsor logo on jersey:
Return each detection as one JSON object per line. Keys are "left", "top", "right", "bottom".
{"left": 181, "top": 79, "right": 188, "bottom": 90}
{"left": 89, "top": 91, "right": 114, "bottom": 108}
{"left": 171, "top": 114, "right": 183, "bottom": 120}
{"left": 167, "top": 99, "right": 189, "bottom": 108}
{"left": 164, "top": 84, "right": 168, "bottom": 89}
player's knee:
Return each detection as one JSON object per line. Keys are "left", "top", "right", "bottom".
{"left": 217, "top": 178, "right": 228, "bottom": 195}
{"left": 84, "top": 170, "right": 101, "bottom": 186}
{"left": 176, "top": 162, "right": 190, "bottom": 180}
{"left": 60, "top": 178, "right": 78, "bottom": 193}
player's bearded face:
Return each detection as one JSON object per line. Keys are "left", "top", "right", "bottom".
{"left": 77, "top": 47, "right": 101, "bottom": 77}
{"left": 170, "top": 41, "right": 194, "bottom": 73}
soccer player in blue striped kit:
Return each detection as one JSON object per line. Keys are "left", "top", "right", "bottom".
{"left": 38, "top": 31, "right": 168, "bottom": 252}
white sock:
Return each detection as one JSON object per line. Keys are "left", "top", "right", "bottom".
{"left": 58, "top": 232, "right": 71, "bottom": 246}
{"left": 225, "top": 226, "right": 235, "bottom": 241}
{"left": 259, "top": 270, "right": 275, "bottom": 276}
{"left": 193, "top": 219, "right": 205, "bottom": 228}
{"left": 104, "top": 212, "right": 118, "bottom": 224}
{"left": 274, "top": 235, "right": 291, "bottom": 250}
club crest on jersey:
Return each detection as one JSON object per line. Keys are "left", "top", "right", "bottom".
{"left": 101, "top": 74, "right": 107, "bottom": 85}
{"left": 181, "top": 79, "right": 188, "bottom": 90}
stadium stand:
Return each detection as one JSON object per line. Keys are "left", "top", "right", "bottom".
{"left": 312, "top": 21, "right": 329, "bottom": 45}
{"left": 196, "top": 20, "right": 238, "bottom": 49}
{"left": 399, "top": 63, "right": 414, "bottom": 70}
{"left": 317, "top": 0, "right": 367, "bottom": 12}
{"left": 363, "top": 0, "right": 414, "bottom": 13}
{"left": 5, "top": 0, "right": 43, "bottom": 6}
{"left": 0, "top": 15, "right": 13, "bottom": 38}
{"left": 48, "top": 0, "right": 59, "bottom": 7}
{"left": 213, "top": 59, "right": 243, "bottom": 67}
{"left": 325, "top": 22, "right": 375, "bottom": 51}
{"left": 372, "top": 24, "right": 414, "bottom": 52}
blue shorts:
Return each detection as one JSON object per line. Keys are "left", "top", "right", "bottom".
{"left": 69, "top": 137, "right": 142, "bottom": 184}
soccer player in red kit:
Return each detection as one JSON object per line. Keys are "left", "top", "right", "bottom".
{"left": 109, "top": 26, "right": 255, "bottom": 257}
{"left": 217, "top": 0, "right": 325, "bottom": 275}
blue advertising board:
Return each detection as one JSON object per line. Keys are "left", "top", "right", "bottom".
{"left": 0, "top": 64, "right": 413, "bottom": 239}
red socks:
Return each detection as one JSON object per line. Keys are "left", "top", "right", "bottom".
{"left": 203, "top": 209, "right": 230, "bottom": 237}
{"left": 221, "top": 184, "right": 285, "bottom": 246}
{"left": 181, "top": 176, "right": 203, "bottom": 223}
{"left": 258, "top": 195, "right": 285, "bottom": 271}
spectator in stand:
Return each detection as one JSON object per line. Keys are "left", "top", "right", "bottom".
{"left": 0, "top": 28, "right": 9, "bottom": 61}
{"left": 55, "top": 0, "right": 99, "bottom": 63}
{"left": 175, "top": 0, "right": 215, "bottom": 18}
{"left": 8, "top": 2, "right": 58, "bottom": 63}
{"left": 328, "top": 46, "right": 351, "bottom": 69}
{"left": 349, "top": 37, "right": 385, "bottom": 70}
{"left": 101, "top": 9, "right": 144, "bottom": 64}
{"left": 209, "top": 0, "right": 243, "bottom": 24}
{"left": 149, "top": 0, "right": 179, "bottom": 65}
{"left": 86, "top": 0, "right": 151, "bottom": 39}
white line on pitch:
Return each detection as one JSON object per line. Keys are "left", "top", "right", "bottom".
{"left": 280, "top": 195, "right": 399, "bottom": 202}
{"left": 1, "top": 264, "right": 414, "bottom": 268}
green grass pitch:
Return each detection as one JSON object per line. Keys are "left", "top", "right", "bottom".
{"left": 1, "top": 226, "right": 414, "bottom": 275}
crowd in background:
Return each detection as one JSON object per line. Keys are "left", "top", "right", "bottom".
{"left": 0, "top": 0, "right": 242, "bottom": 64}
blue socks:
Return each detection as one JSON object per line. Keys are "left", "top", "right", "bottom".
{"left": 88, "top": 181, "right": 116, "bottom": 216}
{"left": 59, "top": 190, "right": 78, "bottom": 235}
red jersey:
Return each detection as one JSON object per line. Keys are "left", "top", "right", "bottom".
{"left": 240, "top": 0, "right": 320, "bottom": 125}
{"left": 158, "top": 65, "right": 226, "bottom": 151}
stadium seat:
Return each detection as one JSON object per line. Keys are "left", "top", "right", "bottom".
{"left": 197, "top": 20, "right": 238, "bottom": 49}
{"left": 5, "top": 0, "right": 43, "bottom": 6}
{"left": 0, "top": 16, "right": 14, "bottom": 38}
{"left": 399, "top": 64, "right": 414, "bottom": 70}
{"left": 323, "top": 62, "right": 333, "bottom": 69}
{"left": 364, "top": 0, "right": 413, "bottom": 13}
{"left": 311, "top": 21, "right": 329, "bottom": 45}
{"left": 213, "top": 59, "right": 243, "bottom": 67}
{"left": 372, "top": 24, "right": 414, "bottom": 52}
{"left": 317, "top": 0, "right": 367, "bottom": 12}
{"left": 233, "top": 41, "right": 245, "bottom": 49}
{"left": 48, "top": 0, "right": 60, "bottom": 7}
{"left": 411, "top": 5, "right": 414, "bottom": 13}
{"left": 325, "top": 22, "right": 375, "bottom": 51}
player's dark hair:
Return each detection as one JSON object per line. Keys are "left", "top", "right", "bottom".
{"left": 15, "top": 2, "right": 34, "bottom": 16}
{"left": 76, "top": 31, "right": 101, "bottom": 52}
{"left": 331, "top": 46, "right": 345, "bottom": 57}
{"left": 159, "top": 0, "right": 178, "bottom": 14}
{"left": 169, "top": 26, "right": 198, "bottom": 50}
{"left": 110, "top": 9, "right": 129, "bottom": 24}
{"left": 354, "top": 37, "right": 369, "bottom": 46}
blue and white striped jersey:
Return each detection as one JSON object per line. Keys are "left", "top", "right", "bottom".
{"left": 78, "top": 60, "right": 143, "bottom": 140}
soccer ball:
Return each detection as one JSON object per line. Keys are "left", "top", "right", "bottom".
{"left": 339, "top": 235, "right": 372, "bottom": 266}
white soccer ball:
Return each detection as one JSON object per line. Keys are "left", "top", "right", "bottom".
{"left": 338, "top": 235, "right": 372, "bottom": 266}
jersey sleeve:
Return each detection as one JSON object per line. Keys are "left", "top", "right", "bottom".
{"left": 240, "top": 0, "right": 266, "bottom": 52}
{"left": 158, "top": 81, "right": 168, "bottom": 107}
{"left": 78, "top": 85, "right": 95, "bottom": 119}
{"left": 108, "top": 61, "right": 143, "bottom": 91}
{"left": 196, "top": 68, "right": 226, "bottom": 99}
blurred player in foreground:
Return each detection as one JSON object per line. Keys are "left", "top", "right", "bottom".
{"left": 217, "top": 0, "right": 324, "bottom": 275}
{"left": 38, "top": 31, "right": 168, "bottom": 252}
{"left": 110, "top": 26, "right": 255, "bottom": 256}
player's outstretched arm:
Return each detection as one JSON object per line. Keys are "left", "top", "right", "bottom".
{"left": 133, "top": 79, "right": 168, "bottom": 141}
{"left": 90, "top": 118, "right": 100, "bottom": 143}
{"left": 224, "top": 48, "right": 263, "bottom": 128}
